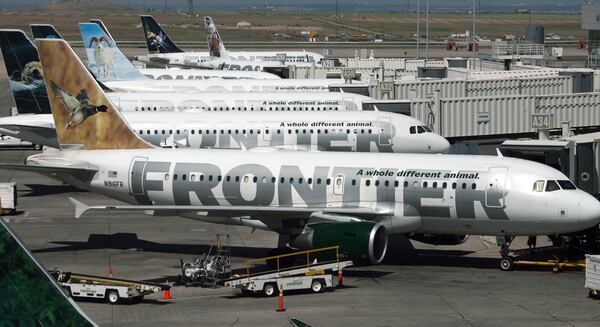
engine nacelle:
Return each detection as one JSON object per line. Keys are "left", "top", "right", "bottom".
{"left": 409, "top": 233, "right": 469, "bottom": 245}
{"left": 290, "top": 222, "right": 388, "bottom": 265}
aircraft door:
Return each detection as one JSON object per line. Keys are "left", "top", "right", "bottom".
{"left": 486, "top": 167, "right": 507, "bottom": 208}
{"left": 378, "top": 117, "right": 393, "bottom": 146}
{"left": 333, "top": 174, "right": 345, "bottom": 195}
{"left": 263, "top": 127, "right": 272, "bottom": 141}
{"left": 129, "top": 157, "right": 148, "bottom": 195}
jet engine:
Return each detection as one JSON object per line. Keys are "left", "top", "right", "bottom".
{"left": 290, "top": 222, "right": 388, "bottom": 265}
{"left": 409, "top": 233, "right": 469, "bottom": 245}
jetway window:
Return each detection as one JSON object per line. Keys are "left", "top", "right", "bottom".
{"left": 546, "top": 180, "right": 560, "bottom": 192}
{"left": 533, "top": 180, "right": 545, "bottom": 192}
{"left": 558, "top": 180, "right": 577, "bottom": 190}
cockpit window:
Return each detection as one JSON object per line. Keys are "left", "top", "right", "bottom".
{"left": 409, "top": 126, "right": 416, "bottom": 134}
{"left": 557, "top": 180, "right": 577, "bottom": 190}
{"left": 533, "top": 180, "right": 545, "bottom": 192}
{"left": 545, "top": 180, "right": 560, "bottom": 192}
{"left": 417, "top": 126, "right": 426, "bottom": 134}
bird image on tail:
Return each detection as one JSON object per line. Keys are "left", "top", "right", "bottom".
{"left": 50, "top": 81, "right": 107, "bottom": 130}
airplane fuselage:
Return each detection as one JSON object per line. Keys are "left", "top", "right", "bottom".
{"left": 27, "top": 149, "right": 600, "bottom": 237}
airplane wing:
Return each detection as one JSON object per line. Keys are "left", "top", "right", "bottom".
{"left": 0, "top": 164, "right": 97, "bottom": 181}
{"left": 69, "top": 197, "right": 390, "bottom": 220}
{"left": 0, "top": 124, "right": 59, "bottom": 148}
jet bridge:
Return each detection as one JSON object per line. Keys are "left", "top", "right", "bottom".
{"left": 500, "top": 132, "right": 600, "bottom": 196}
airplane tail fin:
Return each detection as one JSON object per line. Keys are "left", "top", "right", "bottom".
{"left": 36, "top": 39, "right": 152, "bottom": 150}
{"left": 140, "top": 15, "right": 184, "bottom": 53}
{"left": 0, "top": 29, "right": 51, "bottom": 114}
{"left": 30, "top": 24, "right": 64, "bottom": 40}
{"left": 79, "top": 23, "right": 147, "bottom": 82}
{"left": 89, "top": 19, "right": 115, "bottom": 43}
{"left": 203, "top": 16, "right": 228, "bottom": 59}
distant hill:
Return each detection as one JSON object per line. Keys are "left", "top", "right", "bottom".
{"left": 0, "top": 0, "right": 583, "bottom": 13}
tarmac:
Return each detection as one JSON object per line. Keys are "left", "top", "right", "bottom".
{"left": 1, "top": 149, "right": 599, "bottom": 327}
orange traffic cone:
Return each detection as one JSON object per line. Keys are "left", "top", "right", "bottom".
{"left": 163, "top": 289, "right": 172, "bottom": 300}
{"left": 337, "top": 269, "right": 343, "bottom": 288}
{"left": 276, "top": 285, "right": 285, "bottom": 312}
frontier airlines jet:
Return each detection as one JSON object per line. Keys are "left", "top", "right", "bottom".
{"left": 4, "top": 39, "right": 600, "bottom": 266}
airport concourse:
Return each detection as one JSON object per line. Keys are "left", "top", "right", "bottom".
{"left": 2, "top": 0, "right": 600, "bottom": 326}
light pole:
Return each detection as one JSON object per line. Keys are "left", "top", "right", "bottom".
{"left": 472, "top": 0, "right": 477, "bottom": 70}
{"left": 425, "top": 0, "right": 429, "bottom": 63}
{"left": 416, "top": 0, "right": 420, "bottom": 59}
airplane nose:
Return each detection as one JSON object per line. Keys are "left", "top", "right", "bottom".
{"left": 579, "top": 193, "right": 600, "bottom": 228}
{"left": 429, "top": 136, "right": 450, "bottom": 153}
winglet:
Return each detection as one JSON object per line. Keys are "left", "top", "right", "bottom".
{"left": 69, "top": 197, "right": 89, "bottom": 218}
{"left": 496, "top": 148, "right": 503, "bottom": 157}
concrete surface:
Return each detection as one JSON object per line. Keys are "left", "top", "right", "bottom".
{"left": 0, "top": 149, "right": 599, "bottom": 327}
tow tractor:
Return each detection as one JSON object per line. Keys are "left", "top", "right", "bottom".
{"left": 223, "top": 246, "right": 353, "bottom": 296}
{"left": 498, "top": 237, "right": 586, "bottom": 273}
{"left": 50, "top": 269, "right": 171, "bottom": 304}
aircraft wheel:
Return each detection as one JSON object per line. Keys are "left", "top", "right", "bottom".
{"left": 588, "top": 289, "right": 597, "bottom": 299}
{"left": 552, "top": 265, "right": 562, "bottom": 274}
{"left": 499, "top": 257, "right": 514, "bottom": 271}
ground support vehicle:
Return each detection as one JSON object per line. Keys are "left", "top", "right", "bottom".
{"left": 499, "top": 243, "right": 586, "bottom": 273}
{"left": 180, "top": 234, "right": 231, "bottom": 287}
{"left": 50, "top": 269, "right": 170, "bottom": 304}
{"left": 586, "top": 255, "right": 600, "bottom": 299}
{"left": 223, "top": 246, "right": 353, "bottom": 296}
{"left": 0, "top": 182, "right": 17, "bottom": 215}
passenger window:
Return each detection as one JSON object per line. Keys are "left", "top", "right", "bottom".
{"left": 546, "top": 180, "right": 560, "bottom": 192}
{"left": 442, "top": 182, "right": 447, "bottom": 189}
{"left": 307, "top": 178, "right": 312, "bottom": 184}
{"left": 432, "top": 182, "right": 437, "bottom": 188}
{"left": 244, "top": 176, "right": 249, "bottom": 183}
{"left": 326, "top": 178, "right": 331, "bottom": 185}
{"left": 404, "top": 181, "right": 408, "bottom": 188}
{"left": 423, "top": 181, "right": 428, "bottom": 188}
{"left": 461, "top": 183, "right": 467, "bottom": 189}
{"left": 351, "top": 179, "right": 356, "bottom": 186}
{"left": 375, "top": 181, "right": 380, "bottom": 186}
{"left": 471, "top": 183, "right": 476, "bottom": 190}
{"left": 366, "top": 180, "right": 371, "bottom": 186}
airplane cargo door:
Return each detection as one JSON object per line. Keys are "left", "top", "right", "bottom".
{"left": 486, "top": 167, "right": 507, "bottom": 208}
{"left": 378, "top": 117, "right": 392, "bottom": 146}
{"left": 129, "top": 157, "right": 147, "bottom": 195}
{"left": 333, "top": 174, "right": 345, "bottom": 195}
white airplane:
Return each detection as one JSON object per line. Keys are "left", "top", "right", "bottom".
{"left": 80, "top": 22, "right": 363, "bottom": 93}
{"left": 0, "top": 111, "right": 449, "bottom": 153}
{"left": 139, "top": 15, "right": 324, "bottom": 67}
{"left": 0, "top": 30, "right": 448, "bottom": 152}
{"left": 29, "top": 24, "right": 280, "bottom": 80}
{"left": 5, "top": 39, "right": 600, "bottom": 266}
